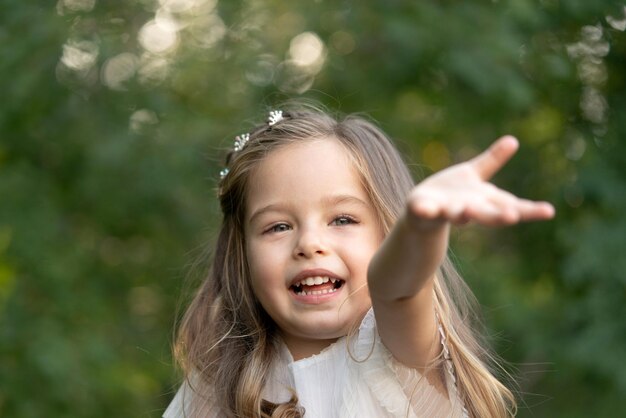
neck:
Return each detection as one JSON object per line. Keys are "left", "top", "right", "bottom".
{"left": 281, "top": 334, "right": 339, "bottom": 361}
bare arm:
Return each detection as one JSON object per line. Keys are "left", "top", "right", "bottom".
{"left": 368, "top": 136, "right": 555, "bottom": 370}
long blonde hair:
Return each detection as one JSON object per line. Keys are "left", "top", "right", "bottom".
{"left": 174, "top": 104, "right": 516, "bottom": 417}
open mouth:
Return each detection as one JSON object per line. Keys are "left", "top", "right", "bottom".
{"left": 290, "top": 276, "right": 345, "bottom": 296}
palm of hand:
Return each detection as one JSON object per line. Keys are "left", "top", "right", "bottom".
{"left": 408, "top": 136, "right": 555, "bottom": 227}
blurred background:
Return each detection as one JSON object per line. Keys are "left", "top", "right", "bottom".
{"left": 1, "top": 0, "right": 625, "bottom": 416}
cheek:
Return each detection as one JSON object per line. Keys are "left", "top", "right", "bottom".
{"left": 356, "top": 232, "right": 383, "bottom": 278}
{"left": 246, "top": 242, "right": 281, "bottom": 289}
{"left": 365, "top": 228, "right": 384, "bottom": 256}
{"left": 246, "top": 258, "right": 273, "bottom": 310}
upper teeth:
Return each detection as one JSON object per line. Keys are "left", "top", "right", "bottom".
{"left": 295, "top": 276, "right": 337, "bottom": 286}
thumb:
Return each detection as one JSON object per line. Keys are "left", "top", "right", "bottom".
{"left": 469, "top": 136, "right": 519, "bottom": 180}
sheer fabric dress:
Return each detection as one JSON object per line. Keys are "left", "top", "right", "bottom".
{"left": 164, "top": 309, "right": 466, "bottom": 418}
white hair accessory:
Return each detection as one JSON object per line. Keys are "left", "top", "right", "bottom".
{"left": 220, "top": 110, "right": 285, "bottom": 180}
{"left": 233, "top": 133, "right": 250, "bottom": 152}
{"left": 267, "top": 110, "right": 284, "bottom": 126}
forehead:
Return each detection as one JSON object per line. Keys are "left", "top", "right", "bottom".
{"left": 245, "top": 138, "right": 367, "bottom": 216}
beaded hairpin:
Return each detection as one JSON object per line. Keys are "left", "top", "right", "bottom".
{"left": 219, "top": 110, "right": 284, "bottom": 179}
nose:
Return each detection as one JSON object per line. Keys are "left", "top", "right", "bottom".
{"left": 293, "top": 226, "right": 327, "bottom": 259}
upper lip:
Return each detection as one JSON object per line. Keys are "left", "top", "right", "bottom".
{"left": 289, "top": 268, "right": 342, "bottom": 287}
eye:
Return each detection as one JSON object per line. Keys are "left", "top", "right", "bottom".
{"left": 331, "top": 215, "right": 358, "bottom": 226}
{"left": 266, "top": 223, "right": 291, "bottom": 234}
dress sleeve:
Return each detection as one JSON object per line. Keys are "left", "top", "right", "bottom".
{"left": 353, "top": 309, "right": 467, "bottom": 418}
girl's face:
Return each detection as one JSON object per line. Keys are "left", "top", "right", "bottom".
{"left": 245, "top": 138, "right": 383, "bottom": 360}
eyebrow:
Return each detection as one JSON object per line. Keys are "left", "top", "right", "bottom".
{"left": 247, "top": 194, "right": 370, "bottom": 225}
{"left": 322, "top": 194, "right": 370, "bottom": 208}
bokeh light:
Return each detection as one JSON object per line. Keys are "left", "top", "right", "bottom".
{"left": 138, "top": 19, "right": 180, "bottom": 55}
{"left": 101, "top": 53, "right": 138, "bottom": 91}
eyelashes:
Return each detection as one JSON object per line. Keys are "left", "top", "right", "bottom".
{"left": 266, "top": 223, "right": 291, "bottom": 234}
{"left": 330, "top": 214, "right": 358, "bottom": 226}
{"left": 263, "top": 214, "right": 359, "bottom": 234}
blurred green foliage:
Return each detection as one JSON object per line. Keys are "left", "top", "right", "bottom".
{"left": 1, "top": 0, "right": 625, "bottom": 416}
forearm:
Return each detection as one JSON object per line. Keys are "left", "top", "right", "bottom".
{"left": 368, "top": 209, "right": 450, "bottom": 302}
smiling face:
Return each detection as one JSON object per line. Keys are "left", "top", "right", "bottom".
{"left": 245, "top": 138, "right": 383, "bottom": 359}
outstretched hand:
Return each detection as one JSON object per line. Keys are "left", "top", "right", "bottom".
{"left": 408, "top": 136, "right": 555, "bottom": 227}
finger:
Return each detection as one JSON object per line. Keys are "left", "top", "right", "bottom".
{"left": 487, "top": 189, "right": 524, "bottom": 224}
{"left": 516, "top": 200, "right": 555, "bottom": 222}
{"left": 470, "top": 136, "right": 519, "bottom": 180}
{"left": 462, "top": 201, "right": 507, "bottom": 226}
{"left": 486, "top": 194, "right": 555, "bottom": 224}
{"left": 407, "top": 198, "right": 449, "bottom": 230}
{"left": 448, "top": 205, "right": 473, "bottom": 225}
{"left": 443, "top": 202, "right": 468, "bottom": 223}
{"left": 409, "top": 197, "right": 443, "bottom": 219}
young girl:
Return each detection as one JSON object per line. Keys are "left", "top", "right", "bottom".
{"left": 164, "top": 106, "right": 554, "bottom": 418}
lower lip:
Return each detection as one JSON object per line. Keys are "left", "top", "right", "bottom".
{"left": 290, "top": 287, "right": 343, "bottom": 304}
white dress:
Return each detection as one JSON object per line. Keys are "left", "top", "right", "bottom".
{"left": 164, "top": 309, "right": 467, "bottom": 418}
